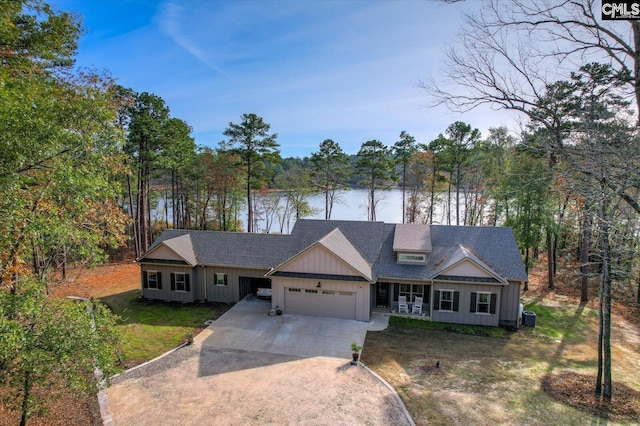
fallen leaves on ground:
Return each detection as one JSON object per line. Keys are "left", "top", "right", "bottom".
{"left": 542, "top": 372, "right": 640, "bottom": 421}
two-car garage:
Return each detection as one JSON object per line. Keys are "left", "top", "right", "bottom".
{"left": 270, "top": 277, "right": 371, "bottom": 322}
{"left": 284, "top": 287, "right": 357, "bottom": 320}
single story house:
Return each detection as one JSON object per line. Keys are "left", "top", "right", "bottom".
{"left": 137, "top": 219, "right": 528, "bottom": 327}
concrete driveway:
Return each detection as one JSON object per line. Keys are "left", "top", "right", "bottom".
{"left": 196, "top": 296, "right": 369, "bottom": 358}
{"left": 106, "top": 297, "right": 410, "bottom": 426}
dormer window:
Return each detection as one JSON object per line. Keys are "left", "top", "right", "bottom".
{"left": 393, "top": 224, "right": 431, "bottom": 265}
{"left": 398, "top": 252, "right": 426, "bottom": 263}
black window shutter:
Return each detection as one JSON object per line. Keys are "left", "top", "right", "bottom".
{"left": 185, "top": 274, "right": 191, "bottom": 292}
{"left": 157, "top": 272, "right": 162, "bottom": 290}
{"left": 143, "top": 271, "right": 148, "bottom": 288}
{"left": 171, "top": 273, "right": 175, "bottom": 291}
{"left": 433, "top": 291, "right": 440, "bottom": 310}
{"left": 224, "top": 274, "right": 228, "bottom": 286}
{"left": 490, "top": 294, "right": 497, "bottom": 314}
{"left": 470, "top": 292, "right": 477, "bottom": 313}
{"left": 453, "top": 291, "right": 459, "bottom": 312}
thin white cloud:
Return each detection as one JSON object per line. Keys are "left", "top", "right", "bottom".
{"left": 79, "top": 0, "right": 520, "bottom": 157}
{"left": 157, "top": 1, "right": 230, "bottom": 79}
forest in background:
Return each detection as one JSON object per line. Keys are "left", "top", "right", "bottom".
{"left": 1, "top": 1, "right": 640, "bottom": 421}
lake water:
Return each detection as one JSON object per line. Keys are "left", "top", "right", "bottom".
{"left": 155, "top": 187, "right": 462, "bottom": 233}
{"left": 247, "top": 188, "right": 459, "bottom": 233}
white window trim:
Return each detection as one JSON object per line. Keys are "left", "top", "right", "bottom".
{"left": 398, "top": 252, "right": 426, "bottom": 264}
{"left": 174, "top": 272, "right": 187, "bottom": 292}
{"left": 215, "top": 273, "right": 226, "bottom": 286}
{"left": 399, "top": 283, "right": 425, "bottom": 303}
{"left": 147, "top": 270, "right": 159, "bottom": 290}
{"left": 476, "top": 291, "right": 491, "bottom": 315}
{"left": 439, "top": 289, "right": 454, "bottom": 312}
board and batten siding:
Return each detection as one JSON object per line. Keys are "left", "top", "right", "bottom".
{"left": 147, "top": 245, "right": 185, "bottom": 262}
{"left": 498, "top": 280, "right": 522, "bottom": 327}
{"left": 443, "top": 261, "right": 492, "bottom": 278}
{"left": 431, "top": 283, "right": 501, "bottom": 327}
{"left": 140, "top": 264, "right": 195, "bottom": 303}
{"left": 271, "top": 277, "right": 371, "bottom": 322}
{"left": 204, "top": 266, "right": 270, "bottom": 304}
{"left": 282, "top": 245, "right": 363, "bottom": 276}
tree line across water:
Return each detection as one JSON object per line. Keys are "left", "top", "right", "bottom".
{"left": 1, "top": 1, "right": 639, "bottom": 422}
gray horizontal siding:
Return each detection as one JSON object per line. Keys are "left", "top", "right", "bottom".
{"left": 431, "top": 283, "right": 500, "bottom": 327}
{"left": 204, "top": 266, "right": 270, "bottom": 304}
{"left": 141, "top": 265, "right": 195, "bottom": 303}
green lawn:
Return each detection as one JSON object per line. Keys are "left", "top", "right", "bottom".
{"left": 101, "top": 290, "right": 229, "bottom": 367}
{"left": 363, "top": 301, "right": 640, "bottom": 425}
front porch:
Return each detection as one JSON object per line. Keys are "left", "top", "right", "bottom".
{"left": 371, "top": 306, "right": 431, "bottom": 320}
{"left": 372, "top": 281, "right": 431, "bottom": 320}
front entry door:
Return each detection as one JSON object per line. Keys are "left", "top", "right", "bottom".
{"left": 376, "top": 283, "right": 389, "bottom": 308}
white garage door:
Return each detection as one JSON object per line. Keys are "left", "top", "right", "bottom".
{"left": 284, "top": 288, "right": 356, "bottom": 320}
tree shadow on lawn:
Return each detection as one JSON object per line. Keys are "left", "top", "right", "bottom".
{"left": 364, "top": 304, "right": 640, "bottom": 424}
{"left": 535, "top": 302, "right": 640, "bottom": 422}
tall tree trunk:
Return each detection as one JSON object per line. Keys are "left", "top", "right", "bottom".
{"left": 31, "top": 242, "right": 40, "bottom": 278}
{"left": 325, "top": 183, "right": 330, "bottom": 220}
{"left": 547, "top": 229, "right": 554, "bottom": 289}
{"left": 126, "top": 172, "right": 140, "bottom": 259}
{"left": 599, "top": 194, "right": 613, "bottom": 400}
{"left": 137, "top": 166, "right": 146, "bottom": 254}
{"left": 581, "top": 211, "right": 591, "bottom": 303}
{"left": 164, "top": 179, "right": 170, "bottom": 230}
{"left": 455, "top": 163, "right": 461, "bottom": 226}
{"left": 61, "top": 245, "right": 66, "bottom": 280}
{"left": 446, "top": 180, "right": 452, "bottom": 225}
{"left": 596, "top": 287, "right": 603, "bottom": 396}
{"left": 246, "top": 164, "right": 253, "bottom": 233}
{"left": 401, "top": 166, "right": 406, "bottom": 223}
{"left": 146, "top": 170, "right": 152, "bottom": 249}
{"left": 632, "top": 21, "right": 640, "bottom": 126}
{"left": 524, "top": 248, "right": 530, "bottom": 291}
{"left": 429, "top": 169, "right": 436, "bottom": 225}
{"left": 171, "top": 169, "right": 176, "bottom": 228}
{"left": 20, "top": 371, "right": 31, "bottom": 426}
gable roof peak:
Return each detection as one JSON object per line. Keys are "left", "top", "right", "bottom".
{"left": 268, "top": 226, "right": 373, "bottom": 281}
{"left": 431, "top": 243, "right": 506, "bottom": 283}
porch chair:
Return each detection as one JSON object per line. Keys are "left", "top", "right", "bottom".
{"left": 398, "top": 295, "right": 409, "bottom": 313}
{"left": 412, "top": 296, "right": 423, "bottom": 315}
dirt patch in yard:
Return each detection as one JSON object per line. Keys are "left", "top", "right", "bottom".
{"left": 541, "top": 372, "right": 640, "bottom": 420}
{"left": 108, "top": 346, "right": 411, "bottom": 426}
{"left": 50, "top": 262, "right": 140, "bottom": 299}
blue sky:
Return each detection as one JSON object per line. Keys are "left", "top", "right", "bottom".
{"left": 54, "top": 0, "right": 517, "bottom": 157}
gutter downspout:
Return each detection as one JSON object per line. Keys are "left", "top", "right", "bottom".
{"left": 429, "top": 280, "right": 433, "bottom": 321}
{"left": 203, "top": 265, "right": 207, "bottom": 302}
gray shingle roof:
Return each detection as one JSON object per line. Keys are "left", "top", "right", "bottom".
{"left": 375, "top": 224, "right": 528, "bottom": 282}
{"left": 141, "top": 221, "right": 528, "bottom": 283}
{"left": 289, "top": 219, "right": 385, "bottom": 265}
{"left": 144, "top": 229, "right": 294, "bottom": 269}
{"left": 430, "top": 244, "right": 507, "bottom": 283}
